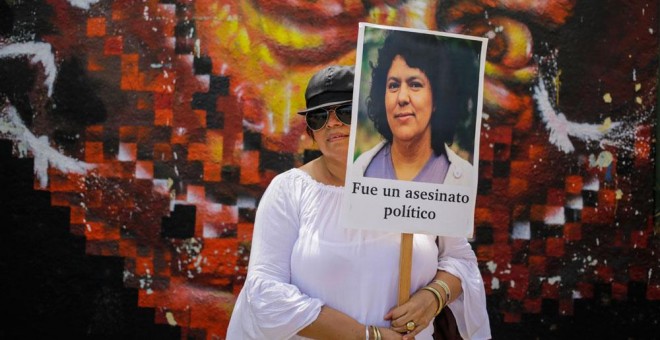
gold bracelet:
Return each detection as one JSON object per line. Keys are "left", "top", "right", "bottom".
{"left": 372, "top": 325, "right": 381, "bottom": 340}
{"left": 422, "top": 286, "right": 444, "bottom": 316}
{"left": 432, "top": 279, "right": 451, "bottom": 304}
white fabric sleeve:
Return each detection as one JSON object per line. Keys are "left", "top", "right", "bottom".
{"left": 437, "top": 236, "right": 492, "bottom": 340}
{"left": 227, "top": 175, "right": 323, "bottom": 340}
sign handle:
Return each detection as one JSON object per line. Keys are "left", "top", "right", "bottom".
{"left": 398, "top": 233, "right": 414, "bottom": 305}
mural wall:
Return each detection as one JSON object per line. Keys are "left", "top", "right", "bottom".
{"left": 1, "top": 0, "right": 658, "bottom": 338}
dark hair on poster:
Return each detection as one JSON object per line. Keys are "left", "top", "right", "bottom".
{"left": 365, "top": 29, "right": 481, "bottom": 158}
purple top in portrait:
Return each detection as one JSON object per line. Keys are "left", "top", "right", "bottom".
{"left": 363, "top": 142, "right": 450, "bottom": 183}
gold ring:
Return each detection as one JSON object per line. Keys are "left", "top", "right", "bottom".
{"left": 406, "top": 321, "right": 416, "bottom": 331}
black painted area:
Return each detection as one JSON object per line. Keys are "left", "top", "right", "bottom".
{"left": 205, "top": 182, "right": 238, "bottom": 205}
{"left": 207, "top": 110, "right": 224, "bottom": 129}
{"left": 477, "top": 178, "right": 492, "bottom": 195}
{"left": 492, "top": 161, "right": 511, "bottom": 178}
{"left": 51, "top": 57, "right": 108, "bottom": 126}
{"left": 191, "top": 75, "right": 230, "bottom": 130}
{"left": 0, "top": 59, "right": 37, "bottom": 124}
{"left": 2, "top": 0, "right": 55, "bottom": 41}
{"left": 0, "top": 1, "right": 13, "bottom": 35}
{"left": 0, "top": 140, "right": 180, "bottom": 338}
{"left": 260, "top": 149, "right": 295, "bottom": 173}
{"left": 243, "top": 129, "right": 262, "bottom": 151}
{"left": 489, "top": 284, "right": 660, "bottom": 340}
{"left": 474, "top": 225, "right": 494, "bottom": 244}
{"left": 564, "top": 207, "right": 581, "bottom": 223}
{"left": 161, "top": 204, "right": 196, "bottom": 239}
{"left": 193, "top": 56, "right": 212, "bottom": 75}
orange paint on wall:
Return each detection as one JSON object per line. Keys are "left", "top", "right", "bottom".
{"left": 155, "top": 109, "right": 173, "bottom": 126}
{"left": 85, "top": 222, "right": 120, "bottom": 241}
{"left": 508, "top": 177, "right": 528, "bottom": 198}
{"left": 153, "top": 143, "right": 173, "bottom": 161}
{"left": 240, "top": 151, "right": 260, "bottom": 184}
{"left": 474, "top": 208, "right": 492, "bottom": 223}
{"left": 237, "top": 222, "right": 254, "bottom": 243}
{"left": 510, "top": 160, "right": 531, "bottom": 177}
{"left": 528, "top": 255, "right": 546, "bottom": 275}
{"left": 634, "top": 125, "right": 651, "bottom": 162}
{"left": 563, "top": 223, "right": 581, "bottom": 241}
{"left": 85, "top": 142, "right": 105, "bottom": 163}
{"left": 87, "top": 54, "right": 104, "bottom": 71}
{"left": 86, "top": 17, "right": 106, "bottom": 37}
{"left": 121, "top": 54, "right": 140, "bottom": 90}
{"left": 530, "top": 204, "right": 545, "bottom": 221}
{"left": 598, "top": 189, "right": 616, "bottom": 208}
{"left": 188, "top": 143, "right": 208, "bottom": 161}
{"left": 135, "top": 161, "right": 154, "bottom": 179}
{"left": 118, "top": 239, "right": 138, "bottom": 258}
{"left": 203, "top": 162, "right": 222, "bottom": 182}
{"left": 545, "top": 238, "right": 564, "bottom": 257}
{"left": 104, "top": 36, "right": 123, "bottom": 55}
{"left": 541, "top": 281, "right": 559, "bottom": 299}
{"left": 49, "top": 172, "right": 84, "bottom": 192}
{"left": 476, "top": 245, "right": 494, "bottom": 262}
{"left": 207, "top": 131, "right": 224, "bottom": 163}
{"left": 565, "top": 175, "right": 583, "bottom": 194}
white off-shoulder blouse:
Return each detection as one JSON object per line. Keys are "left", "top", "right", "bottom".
{"left": 226, "top": 169, "right": 491, "bottom": 339}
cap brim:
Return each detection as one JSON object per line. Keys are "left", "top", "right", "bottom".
{"left": 297, "top": 99, "right": 353, "bottom": 115}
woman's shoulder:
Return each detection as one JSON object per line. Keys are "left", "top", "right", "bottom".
{"left": 269, "top": 167, "right": 343, "bottom": 193}
{"left": 267, "top": 168, "right": 308, "bottom": 188}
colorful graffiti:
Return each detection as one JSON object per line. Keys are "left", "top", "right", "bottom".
{"left": 0, "top": 0, "right": 658, "bottom": 338}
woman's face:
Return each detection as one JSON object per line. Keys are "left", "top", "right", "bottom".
{"left": 311, "top": 106, "right": 351, "bottom": 163}
{"left": 384, "top": 55, "right": 434, "bottom": 147}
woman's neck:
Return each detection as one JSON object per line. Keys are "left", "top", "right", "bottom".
{"left": 390, "top": 138, "right": 434, "bottom": 181}
{"left": 299, "top": 155, "right": 346, "bottom": 186}
{"left": 319, "top": 155, "right": 346, "bottom": 186}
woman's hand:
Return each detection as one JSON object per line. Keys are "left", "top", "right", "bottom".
{"left": 384, "top": 289, "right": 437, "bottom": 339}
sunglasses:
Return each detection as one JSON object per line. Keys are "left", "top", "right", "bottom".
{"left": 305, "top": 103, "right": 353, "bottom": 131}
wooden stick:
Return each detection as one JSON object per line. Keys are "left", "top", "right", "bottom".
{"left": 398, "top": 233, "right": 414, "bottom": 305}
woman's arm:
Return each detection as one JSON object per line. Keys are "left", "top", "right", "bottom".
{"left": 229, "top": 174, "right": 404, "bottom": 340}
{"left": 298, "top": 306, "right": 364, "bottom": 339}
{"left": 384, "top": 270, "right": 461, "bottom": 339}
{"left": 385, "top": 236, "right": 490, "bottom": 340}
{"left": 299, "top": 306, "right": 403, "bottom": 340}
{"left": 436, "top": 236, "right": 491, "bottom": 339}
{"left": 229, "top": 175, "right": 323, "bottom": 339}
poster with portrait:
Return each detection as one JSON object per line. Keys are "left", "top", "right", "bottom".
{"left": 340, "top": 23, "right": 488, "bottom": 237}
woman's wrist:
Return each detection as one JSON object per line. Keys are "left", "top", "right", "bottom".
{"left": 422, "top": 285, "right": 444, "bottom": 316}
{"left": 364, "top": 325, "right": 381, "bottom": 340}
{"left": 414, "top": 286, "right": 441, "bottom": 320}
{"left": 430, "top": 279, "right": 452, "bottom": 304}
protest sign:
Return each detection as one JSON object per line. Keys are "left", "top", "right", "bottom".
{"left": 341, "top": 23, "right": 488, "bottom": 239}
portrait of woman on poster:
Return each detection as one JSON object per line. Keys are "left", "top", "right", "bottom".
{"left": 354, "top": 30, "right": 478, "bottom": 186}
{"left": 227, "top": 65, "right": 491, "bottom": 339}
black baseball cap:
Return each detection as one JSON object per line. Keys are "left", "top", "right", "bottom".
{"left": 297, "top": 65, "right": 355, "bottom": 114}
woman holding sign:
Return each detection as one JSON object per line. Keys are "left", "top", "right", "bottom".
{"left": 227, "top": 65, "right": 490, "bottom": 339}
{"left": 354, "top": 30, "right": 475, "bottom": 185}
